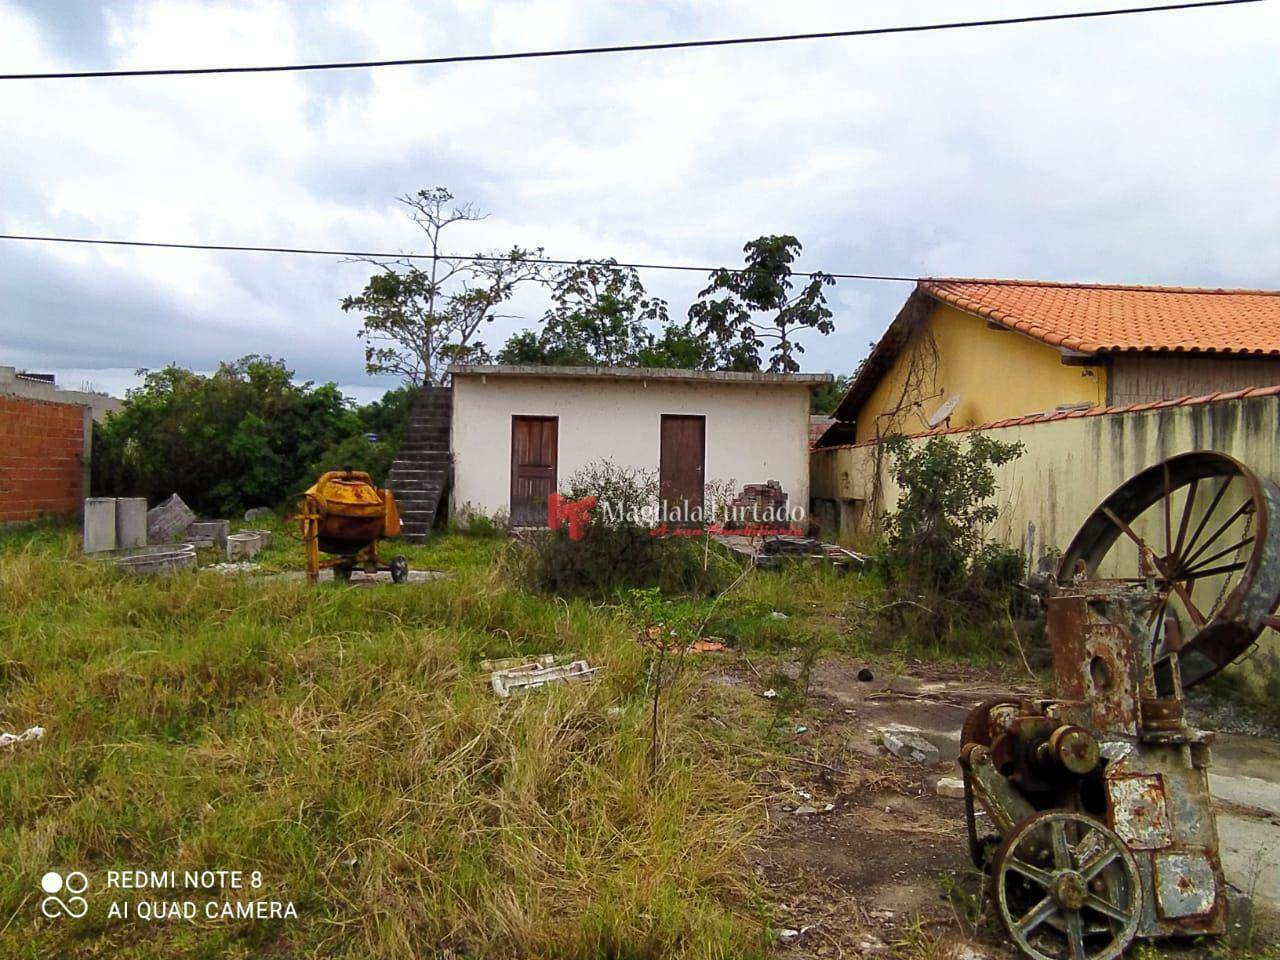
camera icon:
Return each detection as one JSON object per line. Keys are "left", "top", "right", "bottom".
{"left": 39, "top": 871, "right": 89, "bottom": 919}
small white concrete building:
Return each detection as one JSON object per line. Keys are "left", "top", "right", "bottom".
{"left": 448, "top": 365, "right": 832, "bottom": 527}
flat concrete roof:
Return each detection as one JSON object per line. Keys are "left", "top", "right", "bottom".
{"left": 448, "top": 364, "right": 834, "bottom": 387}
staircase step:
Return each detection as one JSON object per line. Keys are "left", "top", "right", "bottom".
{"left": 396, "top": 493, "right": 441, "bottom": 505}
{"left": 389, "top": 471, "right": 447, "bottom": 483}
{"left": 390, "top": 462, "right": 448, "bottom": 473}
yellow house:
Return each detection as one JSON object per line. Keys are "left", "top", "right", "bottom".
{"left": 827, "top": 279, "right": 1280, "bottom": 444}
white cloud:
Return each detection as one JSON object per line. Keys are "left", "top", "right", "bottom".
{"left": 2, "top": 0, "right": 1279, "bottom": 395}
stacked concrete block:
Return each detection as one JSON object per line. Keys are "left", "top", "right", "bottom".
{"left": 115, "top": 498, "right": 148, "bottom": 549}
{"left": 187, "top": 519, "right": 230, "bottom": 549}
{"left": 83, "top": 498, "right": 118, "bottom": 553}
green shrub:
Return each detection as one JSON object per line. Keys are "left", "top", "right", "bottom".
{"left": 873, "top": 435, "right": 1030, "bottom": 647}
{"left": 304, "top": 434, "right": 396, "bottom": 488}
{"left": 514, "top": 460, "right": 733, "bottom": 598}
{"left": 92, "top": 358, "right": 412, "bottom": 516}
{"left": 878, "top": 434, "right": 1025, "bottom": 595}
{"left": 1202, "top": 649, "right": 1280, "bottom": 729}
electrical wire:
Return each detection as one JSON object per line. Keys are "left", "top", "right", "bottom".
{"left": 0, "top": 0, "right": 1263, "bottom": 81}
{"left": 0, "top": 232, "right": 918, "bottom": 282}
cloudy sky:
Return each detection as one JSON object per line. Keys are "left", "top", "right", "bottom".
{"left": 2, "top": 0, "right": 1277, "bottom": 403}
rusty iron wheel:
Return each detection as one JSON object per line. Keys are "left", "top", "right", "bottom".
{"left": 961, "top": 698, "right": 1021, "bottom": 869}
{"left": 961, "top": 697, "right": 1022, "bottom": 748}
{"left": 993, "top": 810, "right": 1141, "bottom": 960}
{"left": 1058, "top": 451, "right": 1280, "bottom": 687}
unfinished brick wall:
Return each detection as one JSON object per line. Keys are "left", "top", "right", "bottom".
{"left": 0, "top": 395, "right": 88, "bottom": 523}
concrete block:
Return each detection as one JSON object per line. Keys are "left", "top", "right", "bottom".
{"left": 147, "top": 493, "right": 196, "bottom": 543}
{"left": 83, "top": 498, "right": 117, "bottom": 553}
{"left": 187, "top": 519, "right": 230, "bottom": 548}
{"left": 115, "top": 498, "right": 148, "bottom": 549}
{"left": 245, "top": 529, "right": 272, "bottom": 549}
{"left": 226, "top": 532, "right": 263, "bottom": 561}
{"left": 879, "top": 724, "right": 942, "bottom": 765}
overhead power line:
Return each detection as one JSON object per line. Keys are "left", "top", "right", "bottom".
{"left": 0, "top": 232, "right": 918, "bottom": 283}
{"left": 0, "top": 0, "right": 1262, "bottom": 81}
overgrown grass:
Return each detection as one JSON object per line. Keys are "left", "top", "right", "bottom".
{"left": 0, "top": 515, "right": 1037, "bottom": 958}
{"left": 0, "top": 526, "right": 769, "bottom": 959}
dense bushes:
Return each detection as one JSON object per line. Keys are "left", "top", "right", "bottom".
{"left": 92, "top": 358, "right": 411, "bottom": 516}
{"left": 513, "top": 460, "right": 734, "bottom": 598}
{"left": 873, "top": 435, "right": 1032, "bottom": 641}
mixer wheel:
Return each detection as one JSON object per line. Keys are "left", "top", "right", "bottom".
{"left": 389, "top": 555, "right": 409, "bottom": 584}
{"left": 961, "top": 697, "right": 1021, "bottom": 748}
{"left": 992, "top": 810, "right": 1141, "bottom": 960}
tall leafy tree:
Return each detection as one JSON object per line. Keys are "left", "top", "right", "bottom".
{"left": 688, "top": 235, "right": 835, "bottom": 372}
{"left": 497, "top": 259, "right": 714, "bottom": 368}
{"left": 92, "top": 357, "right": 360, "bottom": 515}
{"left": 341, "top": 188, "right": 543, "bottom": 384}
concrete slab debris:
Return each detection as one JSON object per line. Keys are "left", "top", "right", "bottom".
{"left": 878, "top": 724, "right": 941, "bottom": 765}
{"left": 0, "top": 726, "right": 45, "bottom": 748}
{"left": 207, "top": 561, "right": 258, "bottom": 574}
{"left": 481, "top": 654, "right": 558, "bottom": 672}
{"left": 115, "top": 544, "right": 197, "bottom": 576}
{"left": 244, "top": 506, "right": 273, "bottom": 520}
{"left": 147, "top": 494, "right": 196, "bottom": 543}
{"left": 936, "top": 777, "right": 966, "bottom": 799}
{"left": 490, "top": 659, "right": 599, "bottom": 697}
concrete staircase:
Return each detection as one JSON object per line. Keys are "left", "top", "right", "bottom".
{"left": 386, "top": 385, "right": 452, "bottom": 543}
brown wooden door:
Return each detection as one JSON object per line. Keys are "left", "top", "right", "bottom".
{"left": 659, "top": 415, "right": 705, "bottom": 525}
{"left": 510, "top": 416, "right": 558, "bottom": 526}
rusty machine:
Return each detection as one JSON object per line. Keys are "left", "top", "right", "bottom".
{"left": 960, "top": 452, "right": 1280, "bottom": 960}
{"left": 293, "top": 470, "right": 409, "bottom": 583}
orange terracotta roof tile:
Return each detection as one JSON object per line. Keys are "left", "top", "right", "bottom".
{"left": 920, "top": 278, "right": 1280, "bottom": 356}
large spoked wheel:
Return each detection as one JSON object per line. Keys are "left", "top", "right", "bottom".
{"left": 993, "top": 810, "right": 1141, "bottom": 960}
{"left": 1058, "top": 452, "right": 1280, "bottom": 687}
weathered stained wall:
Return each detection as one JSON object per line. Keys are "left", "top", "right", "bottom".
{"left": 0, "top": 395, "right": 91, "bottom": 523}
{"left": 452, "top": 374, "right": 813, "bottom": 522}
{"left": 814, "top": 392, "right": 1280, "bottom": 555}
{"left": 1108, "top": 355, "right": 1280, "bottom": 406}
{"left": 854, "top": 303, "right": 1105, "bottom": 443}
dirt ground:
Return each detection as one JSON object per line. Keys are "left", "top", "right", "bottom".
{"left": 720, "top": 654, "right": 1280, "bottom": 959}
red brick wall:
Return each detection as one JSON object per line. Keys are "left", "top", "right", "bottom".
{"left": 0, "top": 396, "right": 87, "bottom": 523}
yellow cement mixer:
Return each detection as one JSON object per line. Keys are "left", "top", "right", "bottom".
{"left": 293, "top": 470, "right": 408, "bottom": 583}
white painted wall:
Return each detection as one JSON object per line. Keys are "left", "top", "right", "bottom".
{"left": 451, "top": 374, "right": 813, "bottom": 523}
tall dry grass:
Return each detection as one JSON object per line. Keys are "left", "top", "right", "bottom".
{"left": 0, "top": 529, "right": 767, "bottom": 959}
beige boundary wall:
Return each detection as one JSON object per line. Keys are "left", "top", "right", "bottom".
{"left": 452, "top": 366, "right": 824, "bottom": 524}
{"left": 811, "top": 390, "right": 1280, "bottom": 558}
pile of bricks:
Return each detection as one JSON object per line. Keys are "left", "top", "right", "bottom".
{"left": 724, "top": 480, "right": 790, "bottom": 530}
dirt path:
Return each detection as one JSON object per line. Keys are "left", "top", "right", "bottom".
{"left": 731, "top": 655, "right": 1279, "bottom": 958}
